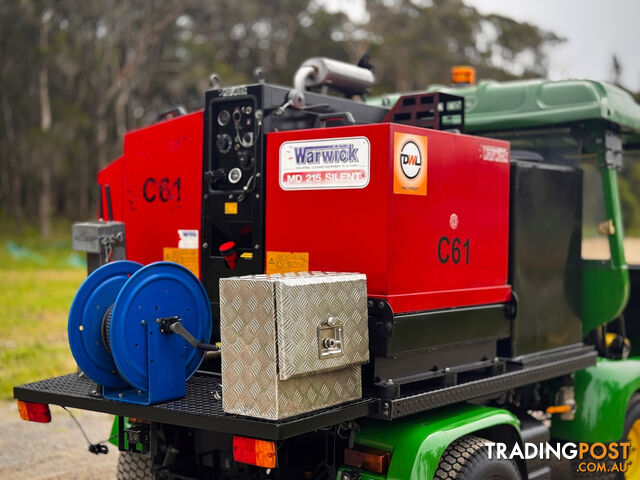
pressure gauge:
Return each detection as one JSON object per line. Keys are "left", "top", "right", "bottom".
{"left": 216, "top": 134, "right": 232, "bottom": 154}
{"left": 217, "top": 110, "right": 231, "bottom": 126}
{"left": 228, "top": 167, "right": 242, "bottom": 184}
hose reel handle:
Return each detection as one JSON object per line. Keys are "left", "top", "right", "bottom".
{"left": 157, "top": 316, "right": 220, "bottom": 352}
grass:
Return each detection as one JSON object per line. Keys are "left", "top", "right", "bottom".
{"left": 0, "top": 217, "right": 86, "bottom": 399}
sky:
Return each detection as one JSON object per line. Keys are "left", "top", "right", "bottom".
{"left": 465, "top": 0, "right": 640, "bottom": 91}
{"left": 322, "top": 0, "right": 640, "bottom": 91}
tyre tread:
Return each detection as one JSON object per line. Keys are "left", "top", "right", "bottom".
{"left": 117, "top": 451, "right": 153, "bottom": 480}
{"left": 434, "top": 435, "right": 490, "bottom": 479}
{"left": 434, "top": 435, "right": 521, "bottom": 480}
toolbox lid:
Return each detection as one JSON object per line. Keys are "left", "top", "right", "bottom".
{"left": 220, "top": 272, "right": 369, "bottom": 381}
{"left": 274, "top": 272, "right": 368, "bottom": 380}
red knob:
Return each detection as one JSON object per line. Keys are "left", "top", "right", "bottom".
{"left": 219, "top": 241, "right": 238, "bottom": 270}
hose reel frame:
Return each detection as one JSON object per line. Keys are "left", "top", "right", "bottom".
{"left": 68, "top": 261, "right": 212, "bottom": 405}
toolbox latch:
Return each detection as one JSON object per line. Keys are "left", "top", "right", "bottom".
{"left": 317, "top": 316, "right": 344, "bottom": 359}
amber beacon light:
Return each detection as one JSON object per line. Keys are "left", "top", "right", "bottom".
{"left": 451, "top": 65, "right": 476, "bottom": 85}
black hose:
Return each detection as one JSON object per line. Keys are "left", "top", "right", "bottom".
{"left": 98, "top": 184, "right": 104, "bottom": 220}
{"left": 105, "top": 184, "right": 113, "bottom": 221}
{"left": 61, "top": 406, "right": 110, "bottom": 455}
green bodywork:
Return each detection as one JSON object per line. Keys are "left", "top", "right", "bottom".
{"left": 551, "top": 357, "right": 640, "bottom": 442}
{"left": 337, "top": 404, "right": 520, "bottom": 480}
{"left": 580, "top": 125, "right": 630, "bottom": 333}
{"left": 368, "top": 78, "right": 640, "bottom": 134}
{"left": 582, "top": 166, "right": 629, "bottom": 332}
{"left": 109, "top": 416, "right": 120, "bottom": 446}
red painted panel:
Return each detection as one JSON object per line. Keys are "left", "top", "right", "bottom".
{"left": 97, "top": 111, "right": 204, "bottom": 275}
{"left": 265, "top": 123, "right": 511, "bottom": 313}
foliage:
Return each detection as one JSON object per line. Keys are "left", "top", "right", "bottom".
{"left": 0, "top": 218, "right": 84, "bottom": 398}
{"left": 0, "top": 0, "right": 564, "bottom": 237}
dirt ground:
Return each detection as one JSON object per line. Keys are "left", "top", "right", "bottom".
{"left": 0, "top": 400, "right": 118, "bottom": 479}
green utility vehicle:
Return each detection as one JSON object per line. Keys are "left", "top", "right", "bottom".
{"left": 361, "top": 76, "right": 640, "bottom": 479}
{"left": 13, "top": 59, "right": 640, "bottom": 480}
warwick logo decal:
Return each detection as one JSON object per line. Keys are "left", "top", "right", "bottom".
{"left": 279, "top": 136, "right": 370, "bottom": 191}
{"left": 294, "top": 143, "right": 360, "bottom": 164}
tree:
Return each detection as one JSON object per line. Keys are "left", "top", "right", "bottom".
{"left": 0, "top": 0, "right": 564, "bottom": 237}
{"left": 612, "top": 54, "right": 623, "bottom": 86}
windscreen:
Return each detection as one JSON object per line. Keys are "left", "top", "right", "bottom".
{"left": 483, "top": 127, "right": 612, "bottom": 262}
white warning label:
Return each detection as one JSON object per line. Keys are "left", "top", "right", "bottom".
{"left": 178, "top": 229, "right": 199, "bottom": 249}
{"left": 479, "top": 144, "right": 509, "bottom": 164}
{"left": 279, "top": 136, "right": 370, "bottom": 190}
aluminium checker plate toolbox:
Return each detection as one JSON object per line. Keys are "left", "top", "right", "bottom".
{"left": 219, "top": 271, "right": 370, "bottom": 420}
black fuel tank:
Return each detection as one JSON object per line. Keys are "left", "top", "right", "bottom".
{"left": 505, "top": 160, "right": 583, "bottom": 357}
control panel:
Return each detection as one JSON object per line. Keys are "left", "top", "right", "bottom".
{"left": 209, "top": 98, "right": 259, "bottom": 193}
{"left": 201, "top": 87, "right": 267, "bottom": 310}
{"left": 201, "top": 83, "right": 388, "bottom": 324}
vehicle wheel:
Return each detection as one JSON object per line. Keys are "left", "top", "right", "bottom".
{"left": 117, "top": 451, "right": 154, "bottom": 480}
{"left": 623, "top": 394, "right": 640, "bottom": 480}
{"left": 434, "top": 435, "right": 521, "bottom": 480}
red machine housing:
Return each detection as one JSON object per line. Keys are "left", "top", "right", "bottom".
{"left": 265, "top": 123, "right": 511, "bottom": 314}
{"left": 97, "top": 111, "right": 204, "bottom": 276}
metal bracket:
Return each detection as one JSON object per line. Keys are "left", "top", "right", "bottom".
{"left": 317, "top": 316, "right": 344, "bottom": 359}
{"left": 504, "top": 291, "right": 518, "bottom": 320}
{"left": 124, "top": 425, "right": 150, "bottom": 454}
{"left": 605, "top": 130, "right": 623, "bottom": 169}
{"left": 118, "top": 416, "right": 150, "bottom": 454}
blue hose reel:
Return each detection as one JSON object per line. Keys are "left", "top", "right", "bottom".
{"left": 68, "top": 261, "right": 212, "bottom": 405}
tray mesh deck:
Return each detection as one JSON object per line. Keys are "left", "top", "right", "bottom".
{"left": 14, "top": 373, "right": 375, "bottom": 440}
{"left": 15, "top": 345, "right": 598, "bottom": 433}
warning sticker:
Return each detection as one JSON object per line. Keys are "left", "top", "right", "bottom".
{"left": 393, "top": 132, "right": 427, "bottom": 196}
{"left": 279, "top": 136, "right": 370, "bottom": 190}
{"left": 163, "top": 247, "right": 199, "bottom": 277}
{"left": 224, "top": 202, "right": 238, "bottom": 215}
{"left": 266, "top": 251, "right": 309, "bottom": 274}
{"left": 178, "top": 229, "right": 199, "bottom": 249}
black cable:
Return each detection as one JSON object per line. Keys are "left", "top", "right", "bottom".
{"left": 61, "top": 406, "right": 111, "bottom": 455}
{"left": 98, "top": 184, "right": 104, "bottom": 220}
{"left": 105, "top": 184, "right": 113, "bottom": 221}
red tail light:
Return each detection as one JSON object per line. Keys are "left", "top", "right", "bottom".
{"left": 232, "top": 435, "right": 277, "bottom": 468}
{"left": 17, "top": 400, "right": 51, "bottom": 423}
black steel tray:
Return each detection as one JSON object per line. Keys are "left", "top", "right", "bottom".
{"left": 15, "top": 345, "right": 598, "bottom": 434}
{"left": 372, "top": 345, "right": 598, "bottom": 420}
{"left": 13, "top": 373, "right": 376, "bottom": 441}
